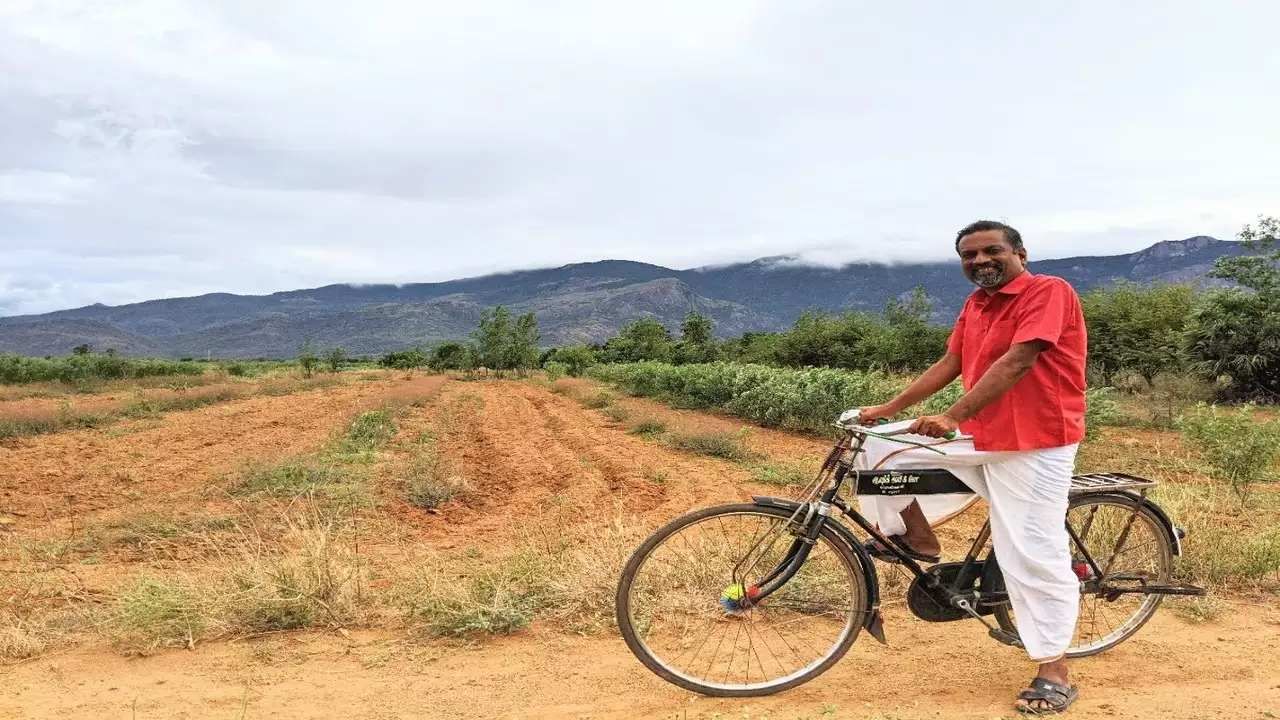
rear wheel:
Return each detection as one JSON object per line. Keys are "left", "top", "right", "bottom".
{"left": 994, "top": 494, "right": 1174, "bottom": 657}
{"left": 615, "top": 503, "right": 871, "bottom": 696}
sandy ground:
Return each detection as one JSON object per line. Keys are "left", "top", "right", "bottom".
{"left": 3, "top": 605, "right": 1277, "bottom": 720}
{"left": 2, "top": 376, "right": 1277, "bottom": 719}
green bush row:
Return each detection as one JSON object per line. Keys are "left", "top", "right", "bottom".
{"left": 591, "top": 361, "right": 1122, "bottom": 439}
{"left": 0, "top": 353, "right": 204, "bottom": 384}
{"left": 589, "top": 362, "right": 963, "bottom": 434}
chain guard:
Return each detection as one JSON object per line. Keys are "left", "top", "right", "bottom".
{"left": 907, "top": 561, "right": 1002, "bottom": 622}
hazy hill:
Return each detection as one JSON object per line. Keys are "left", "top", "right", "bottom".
{"left": 0, "top": 236, "right": 1247, "bottom": 358}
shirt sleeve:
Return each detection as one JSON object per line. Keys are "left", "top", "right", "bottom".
{"left": 1012, "top": 278, "right": 1077, "bottom": 347}
{"left": 946, "top": 307, "right": 966, "bottom": 355}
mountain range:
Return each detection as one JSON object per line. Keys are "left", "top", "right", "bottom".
{"left": 0, "top": 236, "right": 1245, "bottom": 358}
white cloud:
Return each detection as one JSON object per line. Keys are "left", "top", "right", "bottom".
{"left": 1, "top": 0, "right": 1278, "bottom": 315}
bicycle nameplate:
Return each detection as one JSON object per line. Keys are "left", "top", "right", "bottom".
{"left": 855, "top": 469, "right": 973, "bottom": 496}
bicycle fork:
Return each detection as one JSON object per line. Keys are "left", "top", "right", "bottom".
{"left": 731, "top": 500, "right": 830, "bottom": 604}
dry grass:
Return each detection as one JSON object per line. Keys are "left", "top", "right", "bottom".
{"left": 404, "top": 436, "right": 468, "bottom": 510}
{"left": 627, "top": 418, "right": 667, "bottom": 437}
{"left": 749, "top": 461, "right": 817, "bottom": 487}
{"left": 580, "top": 391, "right": 615, "bottom": 410}
{"left": 663, "top": 429, "right": 758, "bottom": 461}
{"left": 600, "top": 404, "right": 630, "bottom": 422}
{"left": 403, "top": 513, "right": 638, "bottom": 637}
{"left": 100, "top": 510, "right": 367, "bottom": 655}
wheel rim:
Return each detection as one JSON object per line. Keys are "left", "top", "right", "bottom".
{"left": 623, "top": 509, "right": 864, "bottom": 693}
{"left": 1066, "top": 500, "right": 1171, "bottom": 654}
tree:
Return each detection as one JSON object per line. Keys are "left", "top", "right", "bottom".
{"left": 379, "top": 347, "right": 428, "bottom": 369}
{"left": 601, "top": 317, "right": 675, "bottom": 363}
{"left": 1083, "top": 283, "right": 1194, "bottom": 384}
{"left": 773, "top": 311, "right": 878, "bottom": 369}
{"left": 324, "top": 346, "right": 348, "bottom": 373}
{"left": 1186, "top": 215, "right": 1280, "bottom": 399}
{"left": 876, "top": 287, "right": 949, "bottom": 372}
{"left": 719, "top": 332, "right": 781, "bottom": 365}
{"left": 429, "top": 342, "right": 471, "bottom": 370}
{"left": 507, "top": 312, "right": 541, "bottom": 374}
{"left": 472, "top": 306, "right": 512, "bottom": 370}
{"left": 675, "top": 311, "right": 718, "bottom": 364}
{"left": 298, "top": 341, "right": 319, "bottom": 378}
{"left": 72, "top": 344, "right": 92, "bottom": 355}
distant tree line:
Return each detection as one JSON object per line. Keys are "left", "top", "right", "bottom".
{"left": 368, "top": 216, "right": 1278, "bottom": 400}
{"left": 373, "top": 306, "right": 541, "bottom": 376}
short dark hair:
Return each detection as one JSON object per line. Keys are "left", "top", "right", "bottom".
{"left": 955, "top": 220, "right": 1024, "bottom": 252}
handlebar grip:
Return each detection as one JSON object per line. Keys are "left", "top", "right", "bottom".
{"left": 942, "top": 430, "right": 957, "bottom": 440}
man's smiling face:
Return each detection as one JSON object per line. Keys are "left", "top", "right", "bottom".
{"left": 957, "top": 229, "right": 1027, "bottom": 290}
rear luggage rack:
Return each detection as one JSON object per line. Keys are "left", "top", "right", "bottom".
{"left": 1069, "top": 472, "right": 1158, "bottom": 495}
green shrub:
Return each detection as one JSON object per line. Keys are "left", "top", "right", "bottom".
{"left": 1084, "top": 387, "right": 1124, "bottom": 440}
{"left": 543, "top": 361, "right": 569, "bottom": 381}
{"left": 547, "top": 345, "right": 597, "bottom": 377}
{"left": 110, "top": 577, "right": 206, "bottom": 654}
{"left": 1082, "top": 283, "right": 1194, "bottom": 384}
{"left": 1177, "top": 403, "right": 1280, "bottom": 502}
{"left": 340, "top": 410, "right": 396, "bottom": 454}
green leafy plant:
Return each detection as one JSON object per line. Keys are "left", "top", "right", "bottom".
{"left": 1178, "top": 403, "right": 1280, "bottom": 502}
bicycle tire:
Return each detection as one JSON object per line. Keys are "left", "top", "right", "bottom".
{"left": 993, "top": 493, "right": 1175, "bottom": 657}
{"left": 615, "top": 503, "right": 870, "bottom": 697}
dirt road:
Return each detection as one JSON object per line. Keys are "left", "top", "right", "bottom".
{"left": 3, "top": 603, "right": 1276, "bottom": 719}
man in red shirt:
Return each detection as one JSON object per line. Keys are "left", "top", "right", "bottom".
{"left": 853, "top": 220, "right": 1087, "bottom": 714}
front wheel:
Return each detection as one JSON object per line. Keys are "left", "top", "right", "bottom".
{"left": 993, "top": 494, "right": 1175, "bottom": 657}
{"left": 615, "top": 503, "right": 871, "bottom": 697}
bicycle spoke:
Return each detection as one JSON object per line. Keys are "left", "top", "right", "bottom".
{"left": 622, "top": 506, "right": 865, "bottom": 693}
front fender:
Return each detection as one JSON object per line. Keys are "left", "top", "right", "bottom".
{"left": 751, "top": 495, "right": 886, "bottom": 644}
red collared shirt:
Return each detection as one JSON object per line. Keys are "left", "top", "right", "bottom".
{"left": 946, "top": 272, "right": 1087, "bottom": 451}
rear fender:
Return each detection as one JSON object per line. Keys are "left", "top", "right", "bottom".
{"left": 751, "top": 495, "right": 886, "bottom": 644}
{"left": 1072, "top": 491, "right": 1183, "bottom": 556}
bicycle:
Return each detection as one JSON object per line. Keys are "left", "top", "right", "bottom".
{"left": 614, "top": 411, "right": 1206, "bottom": 697}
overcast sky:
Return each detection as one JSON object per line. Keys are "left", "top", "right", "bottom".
{"left": 2, "top": 1, "right": 1278, "bottom": 316}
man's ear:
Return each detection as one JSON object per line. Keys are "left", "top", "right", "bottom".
{"left": 1017, "top": 247, "right": 1028, "bottom": 265}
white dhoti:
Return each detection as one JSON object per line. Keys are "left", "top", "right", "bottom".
{"left": 855, "top": 420, "right": 1080, "bottom": 662}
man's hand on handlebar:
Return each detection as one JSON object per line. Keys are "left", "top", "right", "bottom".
{"left": 858, "top": 404, "right": 897, "bottom": 423}
{"left": 909, "top": 413, "right": 960, "bottom": 438}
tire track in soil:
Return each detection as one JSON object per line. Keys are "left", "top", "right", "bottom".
{"left": 0, "top": 374, "right": 448, "bottom": 531}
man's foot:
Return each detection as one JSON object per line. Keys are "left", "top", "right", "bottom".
{"left": 1014, "top": 678, "right": 1078, "bottom": 714}
{"left": 864, "top": 535, "right": 941, "bottom": 564}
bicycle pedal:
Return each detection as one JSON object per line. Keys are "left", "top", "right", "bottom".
{"left": 988, "top": 628, "right": 1023, "bottom": 648}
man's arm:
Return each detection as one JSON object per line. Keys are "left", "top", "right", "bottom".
{"left": 910, "top": 340, "right": 1048, "bottom": 436}
{"left": 861, "top": 353, "right": 961, "bottom": 421}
